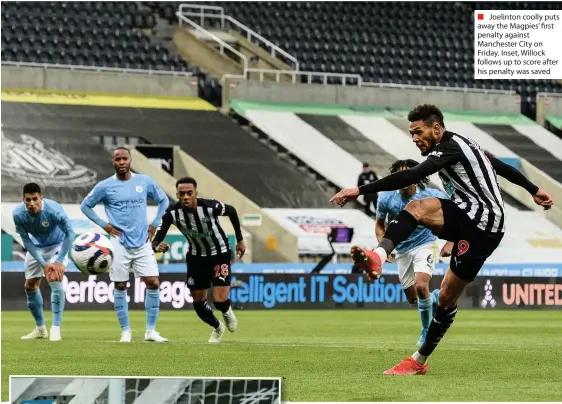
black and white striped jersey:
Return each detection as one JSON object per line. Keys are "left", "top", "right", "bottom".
{"left": 358, "top": 130, "right": 540, "bottom": 235}
{"left": 152, "top": 198, "right": 243, "bottom": 257}
{"left": 427, "top": 131, "right": 506, "bottom": 233}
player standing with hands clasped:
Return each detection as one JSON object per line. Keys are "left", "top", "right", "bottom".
{"left": 152, "top": 177, "right": 245, "bottom": 343}
{"left": 13, "top": 183, "right": 75, "bottom": 342}
{"left": 331, "top": 104, "right": 553, "bottom": 375}
{"left": 81, "top": 147, "right": 169, "bottom": 343}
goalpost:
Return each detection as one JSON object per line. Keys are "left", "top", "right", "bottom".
{"left": 107, "top": 379, "right": 125, "bottom": 404}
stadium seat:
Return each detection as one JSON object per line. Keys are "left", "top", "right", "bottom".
{"left": 0, "top": 1, "right": 192, "bottom": 74}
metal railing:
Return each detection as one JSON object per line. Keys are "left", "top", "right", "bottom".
{"left": 1, "top": 61, "right": 193, "bottom": 76}
{"left": 361, "top": 81, "right": 517, "bottom": 95}
{"left": 243, "top": 68, "right": 362, "bottom": 86}
{"left": 225, "top": 67, "right": 523, "bottom": 96}
{"left": 178, "top": 4, "right": 299, "bottom": 71}
{"left": 176, "top": 10, "right": 247, "bottom": 79}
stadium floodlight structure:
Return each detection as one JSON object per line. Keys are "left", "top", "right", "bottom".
{"left": 11, "top": 377, "right": 281, "bottom": 404}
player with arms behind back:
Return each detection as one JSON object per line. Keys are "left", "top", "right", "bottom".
{"left": 152, "top": 177, "right": 246, "bottom": 343}
{"left": 81, "top": 147, "right": 169, "bottom": 343}
{"left": 331, "top": 104, "right": 553, "bottom": 375}
{"left": 13, "top": 183, "right": 75, "bottom": 341}
{"left": 375, "top": 159, "right": 452, "bottom": 346}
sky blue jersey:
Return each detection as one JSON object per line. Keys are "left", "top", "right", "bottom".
{"left": 377, "top": 187, "right": 446, "bottom": 255}
{"left": 12, "top": 199, "right": 75, "bottom": 266}
{"left": 80, "top": 173, "right": 169, "bottom": 249}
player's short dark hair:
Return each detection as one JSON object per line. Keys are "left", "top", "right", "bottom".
{"left": 113, "top": 146, "right": 131, "bottom": 155}
{"left": 176, "top": 176, "right": 197, "bottom": 189}
{"left": 23, "top": 183, "right": 41, "bottom": 195}
{"left": 407, "top": 104, "right": 445, "bottom": 128}
{"left": 389, "top": 159, "right": 429, "bottom": 189}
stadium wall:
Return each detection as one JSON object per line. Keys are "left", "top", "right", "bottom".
{"left": 1, "top": 64, "right": 198, "bottom": 97}
{"left": 173, "top": 148, "right": 299, "bottom": 263}
{"left": 224, "top": 80, "right": 521, "bottom": 114}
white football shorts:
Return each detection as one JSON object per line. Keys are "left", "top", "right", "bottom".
{"left": 24, "top": 243, "right": 69, "bottom": 280}
{"left": 395, "top": 243, "right": 437, "bottom": 290}
{"left": 109, "top": 238, "right": 159, "bottom": 282}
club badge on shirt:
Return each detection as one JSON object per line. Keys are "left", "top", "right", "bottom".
{"left": 136, "top": 185, "right": 143, "bottom": 193}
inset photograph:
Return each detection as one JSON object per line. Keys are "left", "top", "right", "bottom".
{"left": 10, "top": 376, "right": 281, "bottom": 404}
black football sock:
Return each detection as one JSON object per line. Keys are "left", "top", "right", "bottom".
{"left": 378, "top": 210, "right": 419, "bottom": 255}
{"left": 213, "top": 299, "right": 231, "bottom": 313}
{"left": 193, "top": 301, "right": 220, "bottom": 328}
{"left": 413, "top": 305, "right": 458, "bottom": 365}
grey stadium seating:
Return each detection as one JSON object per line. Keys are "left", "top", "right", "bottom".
{"left": 195, "top": 1, "right": 561, "bottom": 116}
{"left": 1, "top": 1, "right": 190, "bottom": 72}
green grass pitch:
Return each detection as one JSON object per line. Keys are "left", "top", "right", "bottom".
{"left": 2, "top": 310, "right": 562, "bottom": 402}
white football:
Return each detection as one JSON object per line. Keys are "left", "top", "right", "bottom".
{"left": 70, "top": 232, "right": 113, "bottom": 275}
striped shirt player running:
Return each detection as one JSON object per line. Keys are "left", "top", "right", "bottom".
{"left": 151, "top": 176, "right": 246, "bottom": 344}
{"left": 331, "top": 104, "right": 554, "bottom": 376}
{"left": 13, "top": 183, "right": 75, "bottom": 342}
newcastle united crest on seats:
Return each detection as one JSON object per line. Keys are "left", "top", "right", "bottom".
{"left": 1, "top": 133, "right": 98, "bottom": 187}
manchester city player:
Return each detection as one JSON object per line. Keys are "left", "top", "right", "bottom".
{"left": 81, "top": 147, "right": 169, "bottom": 343}
{"left": 13, "top": 183, "right": 75, "bottom": 342}
{"left": 375, "top": 160, "right": 453, "bottom": 346}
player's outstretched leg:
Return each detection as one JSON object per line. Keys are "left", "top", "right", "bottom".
{"left": 22, "top": 281, "right": 48, "bottom": 340}
{"left": 144, "top": 281, "right": 168, "bottom": 343}
{"left": 49, "top": 281, "right": 65, "bottom": 341}
{"left": 384, "top": 269, "right": 465, "bottom": 375}
{"left": 113, "top": 284, "right": 132, "bottom": 342}
{"left": 354, "top": 198, "right": 443, "bottom": 280}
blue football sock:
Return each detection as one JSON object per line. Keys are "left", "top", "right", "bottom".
{"left": 145, "top": 289, "right": 160, "bottom": 331}
{"left": 25, "top": 289, "right": 45, "bottom": 327}
{"left": 431, "top": 289, "right": 440, "bottom": 316}
{"left": 418, "top": 295, "right": 433, "bottom": 331}
{"left": 113, "top": 289, "right": 130, "bottom": 332}
{"left": 50, "top": 281, "right": 65, "bottom": 327}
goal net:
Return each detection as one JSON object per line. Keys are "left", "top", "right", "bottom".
{"left": 12, "top": 377, "right": 281, "bottom": 404}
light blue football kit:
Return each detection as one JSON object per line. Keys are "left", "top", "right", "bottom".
{"left": 377, "top": 187, "right": 445, "bottom": 343}
{"left": 377, "top": 187, "right": 445, "bottom": 256}
{"left": 13, "top": 199, "right": 75, "bottom": 329}
{"left": 81, "top": 173, "right": 168, "bottom": 333}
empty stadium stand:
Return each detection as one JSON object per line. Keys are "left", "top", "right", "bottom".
{"left": 210, "top": 1, "right": 560, "bottom": 88}
{"left": 297, "top": 114, "right": 397, "bottom": 181}
{"left": 3, "top": 1, "right": 562, "bottom": 118}
{"left": 186, "top": 1, "right": 559, "bottom": 116}
{"left": 143, "top": 109, "right": 337, "bottom": 208}
{"left": 1, "top": 101, "right": 116, "bottom": 203}
{"left": 475, "top": 123, "right": 562, "bottom": 184}
{"left": 1, "top": 1, "right": 190, "bottom": 72}
{"left": 2, "top": 99, "right": 335, "bottom": 209}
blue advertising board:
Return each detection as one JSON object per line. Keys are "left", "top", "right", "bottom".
{"left": 2, "top": 261, "right": 561, "bottom": 277}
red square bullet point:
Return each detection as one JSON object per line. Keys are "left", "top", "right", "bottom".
{"left": 478, "top": 13, "right": 484, "bottom": 20}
